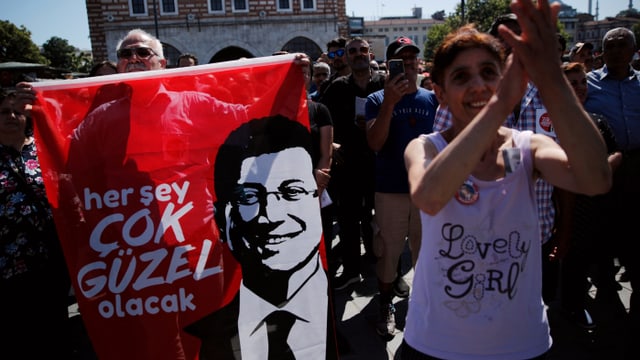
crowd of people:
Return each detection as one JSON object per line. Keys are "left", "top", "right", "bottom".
{"left": 2, "top": 0, "right": 638, "bottom": 358}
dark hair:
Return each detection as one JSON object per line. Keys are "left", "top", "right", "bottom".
{"left": 562, "top": 61, "right": 586, "bottom": 75}
{"left": 213, "top": 115, "right": 312, "bottom": 235}
{"left": 178, "top": 53, "right": 199, "bottom": 65}
{"left": 431, "top": 24, "right": 504, "bottom": 87}
{"left": 420, "top": 75, "right": 431, "bottom": 87}
{"left": 89, "top": 60, "right": 117, "bottom": 77}
{"left": 326, "top": 37, "right": 347, "bottom": 50}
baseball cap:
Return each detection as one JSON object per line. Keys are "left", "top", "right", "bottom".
{"left": 386, "top": 37, "right": 420, "bottom": 60}
{"left": 569, "top": 42, "right": 593, "bottom": 57}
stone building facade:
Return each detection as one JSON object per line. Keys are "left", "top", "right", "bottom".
{"left": 362, "top": 17, "right": 445, "bottom": 61}
{"left": 86, "top": 0, "right": 349, "bottom": 67}
{"left": 575, "top": 16, "right": 640, "bottom": 52}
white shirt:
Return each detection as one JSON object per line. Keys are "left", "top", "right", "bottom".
{"left": 238, "top": 254, "right": 328, "bottom": 360}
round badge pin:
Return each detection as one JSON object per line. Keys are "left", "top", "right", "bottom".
{"left": 455, "top": 180, "right": 479, "bottom": 205}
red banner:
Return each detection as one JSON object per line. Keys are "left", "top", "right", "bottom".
{"left": 31, "top": 55, "right": 333, "bottom": 360}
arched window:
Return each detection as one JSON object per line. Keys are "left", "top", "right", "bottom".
{"left": 280, "top": 37, "right": 322, "bottom": 62}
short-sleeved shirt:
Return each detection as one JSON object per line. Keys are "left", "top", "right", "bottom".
{"left": 319, "top": 73, "right": 385, "bottom": 159}
{"left": 365, "top": 88, "right": 439, "bottom": 193}
{"left": 307, "top": 100, "right": 333, "bottom": 168}
{"left": 584, "top": 65, "right": 640, "bottom": 151}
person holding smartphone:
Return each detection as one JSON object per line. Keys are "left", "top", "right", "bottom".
{"left": 365, "top": 36, "right": 439, "bottom": 338}
{"left": 388, "top": 59, "right": 405, "bottom": 81}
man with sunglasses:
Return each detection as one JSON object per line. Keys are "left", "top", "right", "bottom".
{"left": 314, "top": 38, "right": 351, "bottom": 101}
{"left": 115, "top": 29, "right": 166, "bottom": 72}
{"left": 326, "top": 37, "right": 350, "bottom": 81}
{"left": 320, "top": 37, "right": 385, "bottom": 292}
{"left": 185, "top": 115, "right": 336, "bottom": 359}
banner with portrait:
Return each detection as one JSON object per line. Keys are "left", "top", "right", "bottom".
{"left": 31, "top": 55, "right": 334, "bottom": 360}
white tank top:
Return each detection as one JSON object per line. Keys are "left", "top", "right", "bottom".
{"left": 404, "top": 130, "right": 552, "bottom": 360}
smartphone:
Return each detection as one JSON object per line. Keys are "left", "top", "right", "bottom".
{"left": 388, "top": 59, "right": 405, "bottom": 80}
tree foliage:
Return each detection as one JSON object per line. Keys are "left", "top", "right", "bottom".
{"left": 431, "top": 10, "right": 446, "bottom": 21}
{"left": 424, "top": 23, "right": 455, "bottom": 61}
{"left": 42, "top": 36, "right": 77, "bottom": 70}
{"left": 71, "top": 51, "right": 94, "bottom": 74}
{"left": 461, "top": 0, "right": 512, "bottom": 32}
{"left": 0, "top": 20, "right": 47, "bottom": 64}
{"left": 617, "top": 8, "right": 640, "bottom": 19}
{"left": 424, "top": 0, "right": 516, "bottom": 62}
{"left": 41, "top": 36, "right": 93, "bottom": 73}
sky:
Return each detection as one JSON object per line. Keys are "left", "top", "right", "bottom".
{"left": 1, "top": 0, "right": 632, "bottom": 50}
{"left": 347, "top": 0, "right": 627, "bottom": 20}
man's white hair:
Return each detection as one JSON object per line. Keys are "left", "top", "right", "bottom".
{"left": 116, "top": 28, "right": 165, "bottom": 59}
{"left": 313, "top": 61, "right": 331, "bottom": 76}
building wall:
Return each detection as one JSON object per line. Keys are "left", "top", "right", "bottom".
{"left": 363, "top": 18, "right": 444, "bottom": 61}
{"left": 86, "top": 0, "right": 348, "bottom": 65}
{"left": 576, "top": 17, "right": 640, "bottom": 52}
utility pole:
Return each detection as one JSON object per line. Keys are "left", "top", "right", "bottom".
{"left": 153, "top": 0, "right": 160, "bottom": 39}
{"left": 461, "top": 0, "right": 466, "bottom": 23}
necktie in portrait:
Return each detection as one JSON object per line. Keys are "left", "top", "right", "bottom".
{"left": 265, "top": 310, "right": 297, "bottom": 360}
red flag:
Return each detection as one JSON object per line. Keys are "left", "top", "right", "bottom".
{"left": 31, "top": 55, "right": 333, "bottom": 360}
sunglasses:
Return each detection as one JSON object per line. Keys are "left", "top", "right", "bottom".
{"left": 117, "top": 47, "right": 158, "bottom": 59}
{"left": 313, "top": 72, "right": 329, "bottom": 77}
{"left": 327, "top": 49, "right": 345, "bottom": 59}
{"left": 348, "top": 46, "right": 370, "bottom": 55}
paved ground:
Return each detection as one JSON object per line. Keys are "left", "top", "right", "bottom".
{"left": 331, "top": 247, "right": 634, "bottom": 360}
{"left": 68, "top": 244, "right": 634, "bottom": 360}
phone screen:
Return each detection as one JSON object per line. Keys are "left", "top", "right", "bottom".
{"left": 388, "top": 59, "right": 405, "bottom": 79}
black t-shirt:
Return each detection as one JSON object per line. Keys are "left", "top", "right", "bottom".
{"left": 307, "top": 100, "right": 333, "bottom": 168}
{"left": 318, "top": 73, "right": 385, "bottom": 159}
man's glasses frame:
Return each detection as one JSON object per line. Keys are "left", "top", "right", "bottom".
{"left": 327, "top": 49, "right": 345, "bottom": 59}
{"left": 233, "top": 184, "right": 318, "bottom": 206}
{"left": 117, "top": 47, "right": 158, "bottom": 60}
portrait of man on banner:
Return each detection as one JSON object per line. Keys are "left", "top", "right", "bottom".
{"left": 185, "top": 115, "right": 331, "bottom": 359}
{"left": 24, "top": 55, "right": 336, "bottom": 360}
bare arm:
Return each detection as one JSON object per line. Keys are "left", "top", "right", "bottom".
{"left": 502, "top": 0, "right": 611, "bottom": 195}
{"left": 405, "top": 136, "right": 438, "bottom": 213}
{"left": 405, "top": 53, "right": 525, "bottom": 215}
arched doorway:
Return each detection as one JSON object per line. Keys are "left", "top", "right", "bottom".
{"left": 162, "top": 43, "right": 182, "bottom": 68}
{"left": 280, "top": 37, "right": 322, "bottom": 61}
{"left": 209, "top": 47, "right": 254, "bottom": 63}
